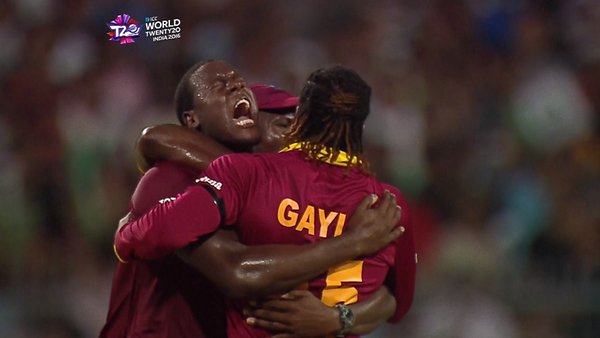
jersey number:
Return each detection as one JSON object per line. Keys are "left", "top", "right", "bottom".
{"left": 321, "top": 260, "right": 364, "bottom": 306}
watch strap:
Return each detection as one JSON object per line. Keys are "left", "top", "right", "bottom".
{"left": 335, "top": 303, "right": 355, "bottom": 337}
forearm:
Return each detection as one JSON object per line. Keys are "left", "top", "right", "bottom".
{"left": 178, "top": 192, "right": 403, "bottom": 299}
{"left": 243, "top": 287, "right": 397, "bottom": 337}
{"left": 115, "top": 186, "right": 221, "bottom": 261}
{"left": 225, "top": 194, "right": 404, "bottom": 298}
{"left": 348, "top": 286, "right": 396, "bottom": 335}
{"left": 230, "top": 236, "right": 365, "bottom": 297}
{"left": 136, "top": 124, "right": 231, "bottom": 173}
{"left": 178, "top": 231, "right": 366, "bottom": 299}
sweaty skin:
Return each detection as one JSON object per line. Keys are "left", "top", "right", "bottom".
{"left": 134, "top": 123, "right": 402, "bottom": 336}
{"left": 114, "top": 60, "right": 403, "bottom": 337}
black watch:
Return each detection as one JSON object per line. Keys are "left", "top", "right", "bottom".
{"left": 335, "top": 303, "right": 355, "bottom": 337}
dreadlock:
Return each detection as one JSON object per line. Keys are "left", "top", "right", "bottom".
{"left": 285, "top": 65, "right": 371, "bottom": 171}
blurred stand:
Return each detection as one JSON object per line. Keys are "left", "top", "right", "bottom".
{"left": 0, "top": 0, "right": 599, "bottom": 337}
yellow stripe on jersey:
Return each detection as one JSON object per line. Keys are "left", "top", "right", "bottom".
{"left": 113, "top": 244, "right": 128, "bottom": 264}
{"left": 279, "top": 142, "right": 359, "bottom": 167}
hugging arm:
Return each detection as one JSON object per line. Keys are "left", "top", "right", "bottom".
{"left": 176, "top": 191, "right": 403, "bottom": 299}
{"left": 136, "top": 124, "right": 231, "bottom": 173}
{"left": 244, "top": 287, "right": 396, "bottom": 337}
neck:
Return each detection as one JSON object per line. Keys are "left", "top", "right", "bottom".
{"left": 223, "top": 142, "right": 254, "bottom": 153}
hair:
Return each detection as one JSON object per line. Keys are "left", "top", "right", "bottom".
{"left": 285, "top": 65, "right": 371, "bottom": 171}
{"left": 174, "top": 60, "right": 212, "bottom": 125}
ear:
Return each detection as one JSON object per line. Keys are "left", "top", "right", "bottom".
{"left": 183, "top": 110, "right": 201, "bottom": 129}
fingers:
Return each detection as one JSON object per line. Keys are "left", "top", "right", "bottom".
{"left": 378, "top": 190, "right": 392, "bottom": 211}
{"left": 393, "top": 204, "right": 402, "bottom": 224}
{"left": 356, "top": 193, "right": 378, "bottom": 211}
{"left": 246, "top": 316, "right": 290, "bottom": 333}
{"left": 383, "top": 191, "right": 398, "bottom": 216}
{"left": 247, "top": 307, "right": 291, "bottom": 323}
{"left": 387, "top": 225, "right": 406, "bottom": 242}
{"left": 369, "top": 191, "right": 398, "bottom": 230}
{"left": 281, "top": 290, "right": 311, "bottom": 300}
{"left": 261, "top": 299, "right": 294, "bottom": 312}
{"left": 374, "top": 190, "right": 397, "bottom": 218}
{"left": 263, "top": 293, "right": 285, "bottom": 301}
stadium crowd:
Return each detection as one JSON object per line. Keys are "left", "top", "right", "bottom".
{"left": 0, "top": 0, "right": 598, "bottom": 337}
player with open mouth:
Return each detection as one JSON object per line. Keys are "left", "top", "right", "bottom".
{"left": 233, "top": 97, "right": 255, "bottom": 128}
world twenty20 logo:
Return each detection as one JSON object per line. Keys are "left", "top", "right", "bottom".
{"left": 106, "top": 14, "right": 141, "bottom": 44}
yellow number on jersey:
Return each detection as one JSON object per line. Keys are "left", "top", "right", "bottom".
{"left": 321, "top": 260, "right": 364, "bottom": 306}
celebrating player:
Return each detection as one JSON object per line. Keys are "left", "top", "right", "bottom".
{"left": 102, "top": 60, "right": 404, "bottom": 338}
{"left": 114, "top": 64, "right": 416, "bottom": 337}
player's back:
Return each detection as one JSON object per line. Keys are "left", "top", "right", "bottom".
{"left": 235, "top": 150, "right": 392, "bottom": 246}
{"left": 207, "top": 150, "right": 400, "bottom": 338}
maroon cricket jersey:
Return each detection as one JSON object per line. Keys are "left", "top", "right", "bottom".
{"left": 100, "top": 162, "right": 226, "bottom": 338}
{"left": 198, "top": 145, "right": 416, "bottom": 337}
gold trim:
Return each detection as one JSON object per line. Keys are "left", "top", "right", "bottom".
{"left": 279, "top": 142, "right": 358, "bottom": 167}
{"left": 113, "top": 244, "right": 128, "bottom": 264}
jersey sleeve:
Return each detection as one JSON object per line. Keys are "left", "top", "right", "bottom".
{"left": 114, "top": 181, "right": 222, "bottom": 262}
{"left": 198, "top": 154, "right": 253, "bottom": 226}
{"left": 114, "top": 154, "right": 253, "bottom": 262}
{"left": 385, "top": 185, "right": 417, "bottom": 323}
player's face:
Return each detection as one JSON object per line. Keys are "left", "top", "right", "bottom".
{"left": 254, "top": 110, "right": 294, "bottom": 153}
{"left": 192, "top": 61, "right": 260, "bottom": 147}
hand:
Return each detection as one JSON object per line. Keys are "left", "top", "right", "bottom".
{"left": 344, "top": 190, "right": 403, "bottom": 256}
{"left": 245, "top": 290, "right": 340, "bottom": 338}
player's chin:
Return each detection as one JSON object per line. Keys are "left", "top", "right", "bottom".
{"left": 232, "top": 127, "right": 261, "bottom": 145}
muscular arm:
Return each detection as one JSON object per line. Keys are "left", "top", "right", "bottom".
{"left": 177, "top": 228, "right": 378, "bottom": 299}
{"left": 178, "top": 191, "right": 402, "bottom": 299}
{"left": 350, "top": 286, "right": 396, "bottom": 334}
{"left": 245, "top": 287, "right": 396, "bottom": 337}
{"left": 136, "top": 124, "right": 231, "bottom": 173}
{"left": 117, "top": 189, "right": 402, "bottom": 299}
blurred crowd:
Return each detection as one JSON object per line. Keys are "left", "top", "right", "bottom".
{"left": 0, "top": 0, "right": 599, "bottom": 337}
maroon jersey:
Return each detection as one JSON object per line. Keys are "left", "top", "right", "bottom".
{"left": 115, "top": 146, "right": 416, "bottom": 338}
{"left": 101, "top": 161, "right": 226, "bottom": 338}
{"left": 199, "top": 145, "right": 416, "bottom": 337}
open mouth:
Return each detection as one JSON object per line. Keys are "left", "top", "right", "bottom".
{"left": 233, "top": 98, "right": 255, "bottom": 127}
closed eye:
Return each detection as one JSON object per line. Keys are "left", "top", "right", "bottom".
{"left": 211, "top": 78, "right": 227, "bottom": 89}
{"left": 274, "top": 118, "right": 292, "bottom": 129}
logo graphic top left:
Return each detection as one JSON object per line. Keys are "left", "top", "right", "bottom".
{"left": 107, "top": 14, "right": 141, "bottom": 44}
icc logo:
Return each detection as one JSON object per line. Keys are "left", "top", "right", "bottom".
{"left": 107, "top": 14, "right": 141, "bottom": 44}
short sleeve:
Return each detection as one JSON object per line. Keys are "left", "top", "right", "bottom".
{"left": 385, "top": 185, "right": 417, "bottom": 323}
{"left": 198, "top": 154, "right": 254, "bottom": 226}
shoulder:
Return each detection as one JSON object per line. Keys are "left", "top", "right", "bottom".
{"left": 209, "top": 152, "right": 276, "bottom": 172}
{"left": 152, "top": 161, "right": 197, "bottom": 177}
{"left": 140, "top": 161, "right": 196, "bottom": 188}
{"left": 380, "top": 183, "right": 408, "bottom": 207}
{"left": 131, "top": 161, "right": 197, "bottom": 216}
{"left": 378, "top": 182, "right": 412, "bottom": 226}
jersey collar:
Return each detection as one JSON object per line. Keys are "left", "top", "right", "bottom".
{"left": 279, "top": 142, "right": 359, "bottom": 167}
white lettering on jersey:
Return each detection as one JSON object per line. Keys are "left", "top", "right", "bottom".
{"left": 158, "top": 197, "right": 177, "bottom": 204}
{"left": 196, "top": 176, "right": 223, "bottom": 190}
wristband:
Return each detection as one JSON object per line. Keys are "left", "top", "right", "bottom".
{"left": 335, "top": 303, "right": 355, "bottom": 337}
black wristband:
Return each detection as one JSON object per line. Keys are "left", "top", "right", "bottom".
{"left": 335, "top": 303, "right": 355, "bottom": 337}
{"left": 200, "top": 184, "right": 225, "bottom": 226}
